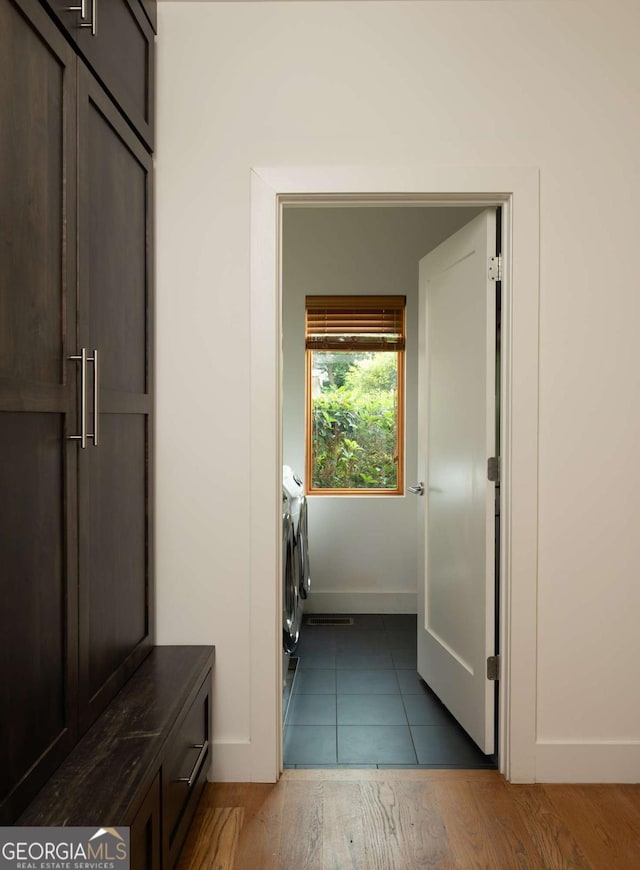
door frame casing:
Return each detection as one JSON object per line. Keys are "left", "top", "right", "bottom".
{"left": 249, "top": 165, "right": 540, "bottom": 783}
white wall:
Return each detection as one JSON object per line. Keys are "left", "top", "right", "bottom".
{"left": 282, "top": 206, "right": 481, "bottom": 613}
{"left": 156, "top": 0, "right": 640, "bottom": 781}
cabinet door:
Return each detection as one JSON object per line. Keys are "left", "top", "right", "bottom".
{"left": 130, "top": 773, "right": 161, "bottom": 870}
{"left": 0, "top": 0, "right": 79, "bottom": 823}
{"left": 46, "top": 0, "right": 155, "bottom": 149}
{"left": 77, "top": 64, "right": 154, "bottom": 730}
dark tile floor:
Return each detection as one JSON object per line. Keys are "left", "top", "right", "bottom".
{"left": 283, "top": 613, "right": 496, "bottom": 769}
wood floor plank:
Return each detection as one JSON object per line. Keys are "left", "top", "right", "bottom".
{"left": 469, "top": 778, "right": 546, "bottom": 869}
{"left": 201, "top": 781, "right": 275, "bottom": 810}
{"left": 218, "top": 783, "right": 285, "bottom": 870}
{"left": 177, "top": 806, "right": 243, "bottom": 870}
{"left": 608, "top": 784, "right": 640, "bottom": 827}
{"left": 358, "top": 780, "right": 410, "bottom": 870}
{"left": 434, "top": 779, "right": 502, "bottom": 869}
{"left": 544, "top": 784, "right": 640, "bottom": 870}
{"left": 277, "top": 779, "right": 324, "bottom": 870}
{"left": 353, "top": 778, "right": 457, "bottom": 869}
{"left": 321, "top": 780, "right": 367, "bottom": 870}
{"left": 511, "top": 785, "right": 593, "bottom": 869}
{"left": 392, "top": 778, "right": 457, "bottom": 869}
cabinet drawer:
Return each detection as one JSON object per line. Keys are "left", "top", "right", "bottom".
{"left": 45, "top": 0, "right": 154, "bottom": 149}
{"left": 162, "top": 672, "right": 211, "bottom": 869}
{"left": 130, "top": 773, "right": 161, "bottom": 870}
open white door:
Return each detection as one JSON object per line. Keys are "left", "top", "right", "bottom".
{"left": 415, "top": 209, "right": 497, "bottom": 755}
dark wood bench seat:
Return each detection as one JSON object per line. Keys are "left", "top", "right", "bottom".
{"left": 20, "top": 645, "right": 215, "bottom": 870}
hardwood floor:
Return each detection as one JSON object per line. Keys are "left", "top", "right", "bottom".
{"left": 177, "top": 770, "right": 640, "bottom": 869}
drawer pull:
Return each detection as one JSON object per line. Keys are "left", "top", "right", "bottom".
{"left": 176, "top": 740, "right": 208, "bottom": 787}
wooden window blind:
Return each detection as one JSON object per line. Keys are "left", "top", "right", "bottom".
{"left": 305, "top": 295, "right": 406, "bottom": 352}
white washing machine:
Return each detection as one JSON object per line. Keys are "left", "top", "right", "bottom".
{"left": 282, "top": 466, "right": 310, "bottom": 656}
{"left": 283, "top": 466, "right": 310, "bottom": 600}
{"left": 282, "top": 487, "right": 301, "bottom": 655}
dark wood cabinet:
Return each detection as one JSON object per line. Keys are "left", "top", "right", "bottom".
{"left": 0, "top": 0, "right": 156, "bottom": 825}
{"left": 0, "top": 0, "right": 79, "bottom": 824}
{"left": 77, "top": 64, "right": 154, "bottom": 729}
{"left": 131, "top": 774, "right": 161, "bottom": 870}
{"left": 45, "top": 0, "right": 155, "bottom": 148}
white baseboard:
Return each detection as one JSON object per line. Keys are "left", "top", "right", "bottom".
{"left": 209, "top": 739, "right": 252, "bottom": 782}
{"left": 535, "top": 740, "right": 640, "bottom": 783}
{"left": 305, "top": 590, "right": 417, "bottom": 614}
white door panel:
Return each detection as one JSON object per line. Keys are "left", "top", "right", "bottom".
{"left": 417, "top": 209, "right": 496, "bottom": 754}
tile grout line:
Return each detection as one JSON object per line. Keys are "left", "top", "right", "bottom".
{"left": 334, "top": 668, "right": 338, "bottom": 764}
{"left": 396, "top": 667, "right": 420, "bottom": 765}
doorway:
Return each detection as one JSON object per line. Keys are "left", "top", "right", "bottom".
{"left": 281, "top": 205, "right": 499, "bottom": 768}
{"left": 248, "top": 165, "right": 540, "bottom": 783}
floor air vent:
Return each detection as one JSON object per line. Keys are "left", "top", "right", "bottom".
{"left": 305, "top": 616, "right": 354, "bottom": 626}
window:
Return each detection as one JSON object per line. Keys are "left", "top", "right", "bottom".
{"left": 305, "top": 295, "right": 405, "bottom": 495}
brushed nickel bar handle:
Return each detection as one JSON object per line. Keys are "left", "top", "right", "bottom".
{"left": 67, "top": 0, "right": 87, "bottom": 16}
{"left": 176, "top": 740, "right": 209, "bottom": 788}
{"left": 68, "top": 349, "right": 87, "bottom": 449}
{"left": 89, "top": 349, "right": 99, "bottom": 447}
{"left": 79, "top": 0, "right": 96, "bottom": 35}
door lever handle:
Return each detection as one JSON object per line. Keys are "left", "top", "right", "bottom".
{"left": 408, "top": 482, "right": 424, "bottom": 496}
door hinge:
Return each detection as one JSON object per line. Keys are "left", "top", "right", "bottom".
{"left": 487, "top": 655, "right": 501, "bottom": 681}
{"left": 488, "top": 255, "right": 502, "bottom": 282}
{"left": 487, "top": 456, "right": 500, "bottom": 483}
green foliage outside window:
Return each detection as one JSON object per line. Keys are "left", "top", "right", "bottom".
{"left": 311, "top": 352, "right": 399, "bottom": 490}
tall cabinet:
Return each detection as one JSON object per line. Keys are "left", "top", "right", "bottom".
{"left": 0, "top": 0, "right": 155, "bottom": 823}
{"left": 76, "top": 65, "right": 153, "bottom": 730}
